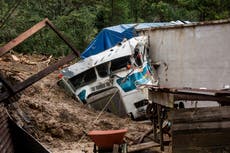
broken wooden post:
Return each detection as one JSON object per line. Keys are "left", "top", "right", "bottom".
{"left": 157, "top": 104, "right": 164, "bottom": 151}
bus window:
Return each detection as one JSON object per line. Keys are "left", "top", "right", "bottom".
{"left": 96, "top": 63, "right": 109, "bottom": 78}
{"left": 111, "top": 56, "right": 131, "bottom": 72}
{"left": 69, "top": 68, "right": 96, "bottom": 89}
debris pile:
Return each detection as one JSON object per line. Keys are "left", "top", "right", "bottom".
{"left": 0, "top": 52, "right": 152, "bottom": 152}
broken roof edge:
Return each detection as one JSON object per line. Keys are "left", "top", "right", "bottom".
{"left": 80, "top": 21, "right": 191, "bottom": 59}
{"left": 62, "top": 36, "right": 148, "bottom": 78}
{"left": 136, "top": 19, "right": 230, "bottom": 32}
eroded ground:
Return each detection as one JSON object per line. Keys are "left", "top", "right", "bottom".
{"left": 0, "top": 52, "right": 154, "bottom": 152}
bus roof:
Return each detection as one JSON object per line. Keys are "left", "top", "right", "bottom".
{"left": 61, "top": 36, "right": 147, "bottom": 78}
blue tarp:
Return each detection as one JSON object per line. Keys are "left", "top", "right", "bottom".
{"left": 80, "top": 22, "right": 176, "bottom": 59}
{"left": 81, "top": 24, "right": 136, "bottom": 59}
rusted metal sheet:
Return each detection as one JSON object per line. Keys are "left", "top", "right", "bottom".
{"left": 0, "top": 18, "right": 48, "bottom": 57}
{"left": 0, "top": 105, "right": 14, "bottom": 153}
{"left": 139, "top": 20, "right": 230, "bottom": 90}
{"left": 0, "top": 105, "right": 50, "bottom": 153}
{"left": 9, "top": 118, "right": 50, "bottom": 153}
{"left": 170, "top": 106, "right": 230, "bottom": 153}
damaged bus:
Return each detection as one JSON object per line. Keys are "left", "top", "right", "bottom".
{"left": 58, "top": 36, "right": 158, "bottom": 119}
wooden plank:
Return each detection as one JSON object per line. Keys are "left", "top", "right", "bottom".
{"left": 148, "top": 87, "right": 230, "bottom": 105}
{"left": 0, "top": 52, "right": 76, "bottom": 102}
{"left": 128, "top": 142, "right": 160, "bottom": 152}
{"left": 157, "top": 105, "right": 164, "bottom": 151}
{"left": 170, "top": 106, "right": 230, "bottom": 123}
{"left": 13, "top": 52, "right": 76, "bottom": 93}
{"left": 0, "top": 18, "right": 48, "bottom": 57}
{"left": 173, "top": 93, "right": 230, "bottom": 104}
{"left": 173, "top": 121, "right": 230, "bottom": 131}
{"left": 173, "top": 131, "right": 230, "bottom": 153}
{"left": 0, "top": 19, "right": 80, "bottom": 103}
{"left": 172, "top": 106, "right": 230, "bottom": 153}
{"left": 173, "top": 130, "right": 230, "bottom": 147}
{"left": 149, "top": 86, "right": 230, "bottom": 95}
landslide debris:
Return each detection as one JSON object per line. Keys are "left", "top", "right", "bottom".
{"left": 0, "top": 52, "right": 152, "bottom": 152}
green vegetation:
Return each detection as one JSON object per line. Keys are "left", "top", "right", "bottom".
{"left": 0, "top": 0, "right": 229, "bottom": 56}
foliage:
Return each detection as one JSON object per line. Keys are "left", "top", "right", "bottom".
{"left": 0, "top": 0, "right": 229, "bottom": 56}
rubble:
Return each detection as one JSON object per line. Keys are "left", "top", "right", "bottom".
{"left": 1, "top": 53, "right": 153, "bottom": 152}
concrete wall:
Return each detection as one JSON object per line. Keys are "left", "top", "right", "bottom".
{"left": 139, "top": 21, "right": 230, "bottom": 89}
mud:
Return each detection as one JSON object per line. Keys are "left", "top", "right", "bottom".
{"left": 0, "top": 52, "right": 152, "bottom": 152}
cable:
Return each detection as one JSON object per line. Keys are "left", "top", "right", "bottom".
{"left": 0, "top": 0, "right": 22, "bottom": 29}
{"left": 76, "top": 88, "right": 119, "bottom": 146}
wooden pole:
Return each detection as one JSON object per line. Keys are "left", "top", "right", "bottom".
{"left": 157, "top": 104, "right": 164, "bottom": 151}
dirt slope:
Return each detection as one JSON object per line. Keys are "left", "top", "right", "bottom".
{"left": 0, "top": 53, "right": 152, "bottom": 152}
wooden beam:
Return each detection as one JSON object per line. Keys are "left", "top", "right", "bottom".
{"left": 157, "top": 105, "right": 164, "bottom": 151}
{"left": 46, "top": 20, "right": 80, "bottom": 57}
{"left": 128, "top": 142, "right": 160, "bottom": 152}
{"left": 0, "top": 18, "right": 48, "bottom": 57}
{"left": 170, "top": 106, "right": 230, "bottom": 124}
{"left": 13, "top": 52, "right": 76, "bottom": 94}
{"left": 0, "top": 18, "right": 81, "bottom": 103}
{"left": 0, "top": 52, "right": 76, "bottom": 102}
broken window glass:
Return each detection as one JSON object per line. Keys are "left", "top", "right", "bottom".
{"left": 69, "top": 68, "right": 96, "bottom": 89}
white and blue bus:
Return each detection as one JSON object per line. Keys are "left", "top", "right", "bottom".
{"left": 58, "top": 36, "right": 158, "bottom": 119}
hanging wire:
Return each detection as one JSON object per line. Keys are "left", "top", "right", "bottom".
{"left": 0, "top": 0, "right": 22, "bottom": 29}
{"left": 76, "top": 88, "right": 119, "bottom": 146}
